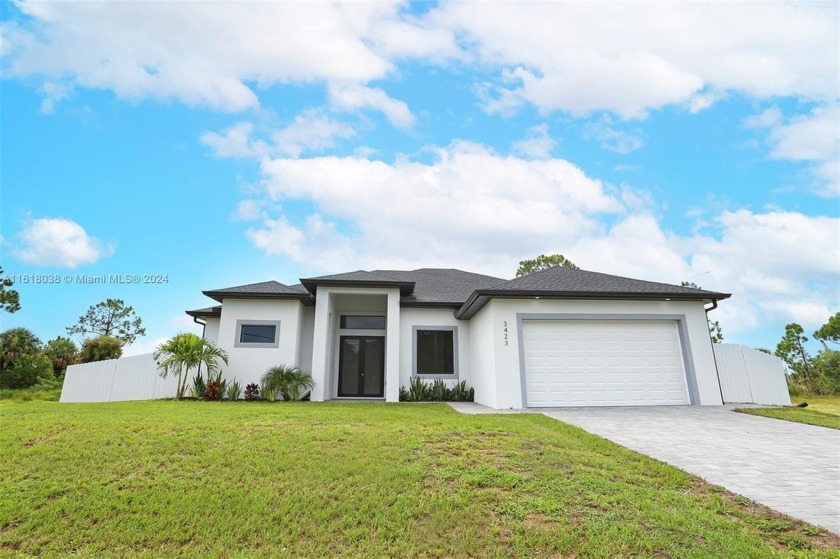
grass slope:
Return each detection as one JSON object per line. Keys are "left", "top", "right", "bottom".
{"left": 1, "top": 401, "right": 838, "bottom": 558}
{"left": 736, "top": 396, "right": 840, "bottom": 430}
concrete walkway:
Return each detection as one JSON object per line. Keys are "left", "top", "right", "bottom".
{"left": 449, "top": 402, "right": 840, "bottom": 534}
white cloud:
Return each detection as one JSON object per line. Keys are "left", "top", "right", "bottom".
{"left": 232, "top": 145, "right": 838, "bottom": 340}
{"left": 432, "top": 2, "right": 838, "bottom": 118}
{"left": 122, "top": 336, "right": 168, "bottom": 358}
{"left": 201, "top": 111, "right": 355, "bottom": 159}
{"left": 271, "top": 110, "right": 356, "bottom": 157}
{"left": 583, "top": 117, "right": 645, "bottom": 154}
{"left": 8, "top": 2, "right": 834, "bottom": 122}
{"left": 38, "top": 81, "right": 72, "bottom": 114}
{"left": 328, "top": 84, "right": 415, "bottom": 129}
{"left": 14, "top": 217, "right": 115, "bottom": 268}
{"left": 745, "top": 104, "right": 839, "bottom": 197}
{"left": 512, "top": 124, "right": 557, "bottom": 159}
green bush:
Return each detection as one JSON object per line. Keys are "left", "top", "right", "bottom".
{"left": 44, "top": 336, "right": 78, "bottom": 377}
{"left": 226, "top": 380, "right": 242, "bottom": 401}
{"left": 399, "top": 379, "right": 474, "bottom": 402}
{"left": 261, "top": 365, "right": 314, "bottom": 401}
{"left": 0, "top": 327, "right": 42, "bottom": 369}
{"left": 0, "top": 352, "right": 53, "bottom": 389}
{"left": 79, "top": 336, "right": 123, "bottom": 363}
{"left": 0, "top": 376, "right": 63, "bottom": 402}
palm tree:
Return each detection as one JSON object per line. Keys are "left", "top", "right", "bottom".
{"left": 261, "top": 365, "right": 314, "bottom": 401}
{"left": 154, "top": 333, "right": 229, "bottom": 399}
{"left": 0, "top": 327, "right": 42, "bottom": 368}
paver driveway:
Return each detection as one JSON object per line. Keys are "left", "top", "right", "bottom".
{"left": 539, "top": 405, "right": 840, "bottom": 535}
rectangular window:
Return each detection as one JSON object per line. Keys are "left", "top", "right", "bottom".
{"left": 234, "top": 320, "right": 281, "bottom": 348}
{"left": 340, "top": 315, "right": 386, "bottom": 330}
{"left": 240, "top": 324, "right": 277, "bottom": 344}
{"left": 416, "top": 329, "right": 455, "bottom": 375}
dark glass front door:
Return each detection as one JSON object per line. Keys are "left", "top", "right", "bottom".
{"left": 338, "top": 336, "right": 385, "bottom": 397}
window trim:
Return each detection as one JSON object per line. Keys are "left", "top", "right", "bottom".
{"left": 339, "top": 315, "right": 387, "bottom": 330}
{"left": 234, "top": 319, "right": 281, "bottom": 348}
{"left": 412, "top": 325, "right": 458, "bottom": 379}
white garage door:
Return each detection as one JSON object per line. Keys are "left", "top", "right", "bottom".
{"left": 523, "top": 320, "right": 689, "bottom": 407}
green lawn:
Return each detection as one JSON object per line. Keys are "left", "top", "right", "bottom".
{"left": 736, "top": 395, "right": 840, "bottom": 430}
{"left": 2, "top": 402, "right": 838, "bottom": 558}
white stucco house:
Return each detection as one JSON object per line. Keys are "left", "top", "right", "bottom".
{"left": 185, "top": 267, "right": 731, "bottom": 409}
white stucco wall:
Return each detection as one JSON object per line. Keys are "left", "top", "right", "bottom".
{"left": 216, "top": 298, "right": 304, "bottom": 387}
{"left": 398, "top": 308, "right": 471, "bottom": 391}
{"left": 203, "top": 317, "right": 220, "bottom": 344}
{"left": 467, "top": 304, "right": 497, "bottom": 408}
{"left": 296, "top": 306, "right": 315, "bottom": 375}
{"left": 472, "top": 298, "right": 723, "bottom": 409}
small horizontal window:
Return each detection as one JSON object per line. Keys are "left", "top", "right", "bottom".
{"left": 340, "top": 315, "right": 386, "bottom": 329}
{"left": 234, "top": 320, "right": 280, "bottom": 348}
{"left": 417, "top": 329, "right": 455, "bottom": 375}
{"left": 240, "top": 324, "right": 277, "bottom": 344}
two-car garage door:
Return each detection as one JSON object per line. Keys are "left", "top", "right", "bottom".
{"left": 522, "top": 319, "right": 689, "bottom": 407}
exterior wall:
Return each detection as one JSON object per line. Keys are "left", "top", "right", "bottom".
{"left": 473, "top": 298, "right": 723, "bottom": 409}
{"left": 467, "top": 303, "right": 497, "bottom": 408}
{"left": 296, "top": 306, "right": 315, "bottom": 375}
{"left": 203, "top": 317, "right": 220, "bottom": 344}
{"left": 398, "top": 308, "right": 471, "bottom": 392}
{"left": 216, "top": 298, "right": 303, "bottom": 387}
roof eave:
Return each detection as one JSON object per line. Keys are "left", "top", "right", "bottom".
{"left": 201, "top": 291, "right": 314, "bottom": 304}
{"left": 455, "top": 290, "right": 732, "bottom": 320}
{"left": 299, "top": 278, "right": 416, "bottom": 295}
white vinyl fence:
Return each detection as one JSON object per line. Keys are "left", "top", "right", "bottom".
{"left": 714, "top": 343, "right": 791, "bottom": 406}
{"left": 60, "top": 353, "right": 179, "bottom": 403}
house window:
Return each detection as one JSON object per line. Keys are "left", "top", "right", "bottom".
{"left": 340, "top": 316, "right": 386, "bottom": 329}
{"left": 415, "top": 327, "right": 457, "bottom": 377}
{"left": 234, "top": 320, "right": 281, "bottom": 348}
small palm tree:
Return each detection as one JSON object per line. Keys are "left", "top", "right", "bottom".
{"left": 154, "top": 333, "right": 229, "bottom": 399}
{"left": 261, "top": 365, "right": 314, "bottom": 401}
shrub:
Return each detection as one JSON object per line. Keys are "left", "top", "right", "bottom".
{"left": 244, "top": 383, "right": 261, "bottom": 400}
{"left": 399, "top": 379, "right": 474, "bottom": 402}
{"left": 204, "top": 380, "right": 222, "bottom": 401}
{"left": 0, "top": 353, "right": 53, "bottom": 389}
{"left": 79, "top": 335, "right": 123, "bottom": 363}
{"left": 226, "top": 380, "right": 242, "bottom": 401}
{"left": 261, "top": 365, "right": 314, "bottom": 401}
{"left": 207, "top": 370, "right": 229, "bottom": 397}
{"left": 44, "top": 336, "right": 78, "bottom": 377}
{"left": 188, "top": 374, "right": 206, "bottom": 398}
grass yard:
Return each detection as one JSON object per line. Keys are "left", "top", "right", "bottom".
{"left": 1, "top": 402, "right": 838, "bottom": 558}
{"left": 736, "top": 395, "right": 840, "bottom": 430}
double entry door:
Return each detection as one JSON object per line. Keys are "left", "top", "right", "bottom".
{"left": 338, "top": 336, "right": 385, "bottom": 398}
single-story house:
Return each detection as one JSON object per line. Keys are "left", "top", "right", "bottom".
{"left": 186, "top": 267, "right": 731, "bottom": 409}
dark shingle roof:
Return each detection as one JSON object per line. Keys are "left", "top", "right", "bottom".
{"left": 185, "top": 305, "right": 222, "bottom": 318}
{"left": 300, "top": 270, "right": 416, "bottom": 295}
{"left": 376, "top": 269, "right": 506, "bottom": 306}
{"left": 455, "top": 266, "right": 731, "bottom": 319}
{"left": 202, "top": 280, "right": 312, "bottom": 303}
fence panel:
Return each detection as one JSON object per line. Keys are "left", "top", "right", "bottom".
{"left": 714, "top": 344, "right": 790, "bottom": 406}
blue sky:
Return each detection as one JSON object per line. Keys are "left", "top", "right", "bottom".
{"left": 1, "top": 1, "right": 838, "bottom": 355}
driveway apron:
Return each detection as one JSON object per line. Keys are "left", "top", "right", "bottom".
{"left": 538, "top": 405, "right": 840, "bottom": 535}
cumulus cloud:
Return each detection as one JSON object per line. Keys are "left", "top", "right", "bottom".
{"left": 512, "top": 124, "right": 557, "bottom": 159}
{"left": 433, "top": 2, "right": 838, "bottom": 118}
{"left": 13, "top": 217, "right": 115, "bottom": 268}
{"left": 5, "top": 2, "right": 835, "bottom": 122}
{"left": 230, "top": 144, "right": 838, "bottom": 338}
{"left": 745, "top": 104, "right": 839, "bottom": 197}
{"left": 201, "top": 111, "right": 355, "bottom": 159}
{"left": 328, "top": 84, "right": 415, "bottom": 129}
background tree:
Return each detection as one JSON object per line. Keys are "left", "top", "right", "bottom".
{"left": 0, "top": 267, "right": 21, "bottom": 313}
{"left": 814, "top": 312, "right": 840, "bottom": 347}
{"left": 0, "top": 327, "right": 42, "bottom": 368}
{"left": 516, "top": 254, "right": 579, "bottom": 277}
{"left": 0, "top": 353, "right": 53, "bottom": 389}
{"left": 79, "top": 336, "right": 123, "bottom": 363}
{"left": 67, "top": 299, "right": 146, "bottom": 344}
{"left": 680, "top": 281, "right": 724, "bottom": 343}
{"left": 44, "top": 336, "right": 79, "bottom": 377}
{"left": 775, "top": 323, "right": 815, "bottom": 392}
{"left": 154, "top": 333, "right": 229, "bottom": 399}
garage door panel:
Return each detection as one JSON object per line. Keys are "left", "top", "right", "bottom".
{"left": 523, "top": 320, "right": 689, "bottom": 407}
